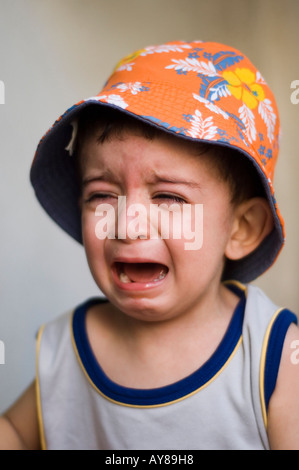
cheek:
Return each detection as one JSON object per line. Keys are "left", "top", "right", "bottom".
{"left": 203, "top": 193, "right": 234, "bottom": 241}
{"left": 170, "top": 203, "right": 233, "bottom": 276}
{"left": 81, "top": 211, "right": 96, "bottom": 250}
{"left": 81, "top": 212, "right": 106, "bottom": 273}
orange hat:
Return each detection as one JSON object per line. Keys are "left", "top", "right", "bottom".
{"left": 30, "top": 40, "right": 284, "bottom": 282}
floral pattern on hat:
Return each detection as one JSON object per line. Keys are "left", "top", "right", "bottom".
{"left": 93, "top": 42, "right": 279, "bottom": 178}
{"left": 163, "top": 47, "right": 278, "bottom": 157}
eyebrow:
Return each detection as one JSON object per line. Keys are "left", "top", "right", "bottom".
{"left": 82, "top": 171, "right": 202, "bottom": 190}
{"left": 148, "top": 174, "right": 202, "bottom": 189}
{"left": 82, "top": 170, "right": 118, "bottom": 187}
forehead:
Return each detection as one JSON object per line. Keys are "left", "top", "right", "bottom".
{"left": 77, "top": 123, "right": 235, "bottom": 202}
{"left": 79, "top": 127, "right": 213, "bottom": 177}
{"left": 75, "top": 108, "right": 229, "bottom": 192}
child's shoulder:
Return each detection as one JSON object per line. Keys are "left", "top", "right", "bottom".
{"left": 240, "top": 282, "right": 299, "bottom": 449}
{"left": 243, "top": 283, "right": 297, "bottom": 343}
{"left": 267, "top": 321, "right": 299, "bottom": 449}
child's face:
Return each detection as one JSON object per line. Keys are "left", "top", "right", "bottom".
{"left": 80, "top": 130, "right": 236, "bottom": 322}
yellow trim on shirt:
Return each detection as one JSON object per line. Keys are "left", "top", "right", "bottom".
{"left": 223, "top": 279, "right": 247, "bottom": 295}
{"left": 35, "top": 324, "right": 47, "bottom": 451}
{"left": 259, "top": 308, "right": 284, "bottom": 430}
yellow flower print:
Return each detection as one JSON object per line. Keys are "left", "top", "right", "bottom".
{"left": 222, "top": 68, "right": 265, "bottom": 109}
{"left": 114, "top": 49, "right": 147, "bottom": 72}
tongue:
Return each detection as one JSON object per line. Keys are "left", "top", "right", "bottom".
{"left": 123, "top": 263, "right": 167, "bottom": 283}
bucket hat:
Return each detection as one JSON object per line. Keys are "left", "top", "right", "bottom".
{"left": 30, "top": 40, "right": 284, "bottom": 283}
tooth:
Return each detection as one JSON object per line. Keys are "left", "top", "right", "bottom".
{"left": 154, "top": 269, "right": 167, "bottom": 281}
{"left": 119, "top": 272, "right": 131, "bottom": 283}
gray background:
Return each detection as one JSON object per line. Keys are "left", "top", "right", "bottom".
{"left": 0, "top": 0, "right": 298, "bottom": 412}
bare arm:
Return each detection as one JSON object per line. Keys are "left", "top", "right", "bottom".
{"left": 0, "top": 381, "right": 41, "bottom": 450}
{"left": 267, "top": 323, "right": 299, "bottom": 450}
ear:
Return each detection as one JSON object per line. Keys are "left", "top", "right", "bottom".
{"left": 225, "top": 198, "right": 274, "bottom": 261}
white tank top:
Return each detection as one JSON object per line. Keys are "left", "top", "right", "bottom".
{"left": 36, "top": 281, "right": 297, "bottom": 450}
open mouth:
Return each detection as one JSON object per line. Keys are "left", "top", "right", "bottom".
{"left": 114, "top": 262, "right": 169, "bottom": 285}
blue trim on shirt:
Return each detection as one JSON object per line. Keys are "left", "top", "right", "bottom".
{"left": 72, "top": 288, "right": 245, "bottom": 407}
{"left": 264, "top": 309, "right": 298, "bottom": 411}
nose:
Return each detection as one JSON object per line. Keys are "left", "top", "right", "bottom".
{"left": 116, "top": 195, "right": 150, "bottom": 242}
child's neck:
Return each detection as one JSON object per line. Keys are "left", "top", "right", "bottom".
{"left": 85, "top": 283, "right": 240, "bottom": 389}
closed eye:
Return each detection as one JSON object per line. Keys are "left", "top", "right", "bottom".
{"left": 84, "top": 193, "right": 117, "bottom": 204}
{"left": 153, "top": 194, "right": 187, "bottom": 204}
